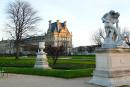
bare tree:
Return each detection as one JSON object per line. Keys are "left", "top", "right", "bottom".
{"left": 92, "top": 28, "right": 105, "bottom": 46}
{"left": 45, "top": 45, "right": 64, "bottom": 65}
{"left": 121, "top": 28, "right": 130, "bottom": 46}
{"left": 92, "top": 28, "right": 130, "bottom": 47}
{"left": 6, "top": 0, "right": 41, "bottom": 59}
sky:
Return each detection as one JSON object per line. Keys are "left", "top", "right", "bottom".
{"left": 0, "top": 0, "right": 130, "bottom": 47}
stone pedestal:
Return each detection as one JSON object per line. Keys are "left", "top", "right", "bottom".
{"left": 34, "top": 42, "right": 51, "bottom": 69}
{"left": 89, "top": 48, "right": 130, "bottom": 87}
{"left": 102, "top": 38, "right": 116, "bottom": 48}
{"left": 34, "top": 52, "right": 50, "bottom": 69}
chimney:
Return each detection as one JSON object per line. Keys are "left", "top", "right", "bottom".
{"left": 56, "top": 20, "right": 59, "bottom": 31}
{"left": 64, "top": 21, "right": 67, "bottom": 27}
{"left": 49, "top": 20, "right": 51, "bottom": 29}
{"left": 57, "top": 20, "right": 59, "bottom": 23}
{"left": 2, "top": 37, "right": 3, "bottom": 41}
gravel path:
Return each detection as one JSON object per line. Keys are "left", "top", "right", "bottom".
{"left": 0, "top": 74, "right": 101, "bottom": 87}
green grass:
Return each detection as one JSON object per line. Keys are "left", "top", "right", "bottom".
{"left": 3, "top": 67, "right": 94, "bottom": 78}
{"left": 0, "top": 55, "right": 95, "bottom": 78}
{"left": 50, "top": 63, "right": 95, "bottom": 69}
{"left": 0, "top": 57, "right": 35, "bottom": 67}
{"left": 68, "top": 55, "right": 95, "bottom": 59}
{"left": 53, "top": 59, "right": 95, "bottom": 64}
{"left": 0, "top": 56, "right": 95, "bottom": 69}
{"left": 49, "top": 56, "right": 95, "bottom": 69}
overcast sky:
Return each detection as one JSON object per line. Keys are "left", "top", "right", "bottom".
{"left": 0, "top": 0, "right": 130, "bottom": 47}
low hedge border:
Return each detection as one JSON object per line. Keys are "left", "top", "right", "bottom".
{"left": 4, "top": 67, "right": 94, "bottom": 78}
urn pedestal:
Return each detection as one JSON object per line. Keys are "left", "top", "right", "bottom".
{"left": 89, "top": 48, "right": 130, "bottom": 87}
{"left": 34, "top": 52, "right": 50, "bottom": 69}
{"left": 34, "top": 42, "right": 51, "bottom": 69}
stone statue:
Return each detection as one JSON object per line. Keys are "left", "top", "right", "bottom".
{"left": 102, "top": 10, "right": 129, "bottom": 48}
{"left": 89, "top": 10, "right": 130, "bottom": 87}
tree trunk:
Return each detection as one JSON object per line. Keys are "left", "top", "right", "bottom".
{"left": 53, "top": 56, "right": 58, "bottom": 65}
{"left": 15, "top": 42, "right": 20, "bottom": 60}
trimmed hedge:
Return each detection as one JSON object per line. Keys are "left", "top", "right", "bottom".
{"left": 4, "top": 67, "right": 94, "bottom": 78}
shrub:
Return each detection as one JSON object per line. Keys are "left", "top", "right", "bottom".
{"left": 4, "top": 67, "right": 94, "bottom": 78}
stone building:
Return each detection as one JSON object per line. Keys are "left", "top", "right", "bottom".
{"left": 20, "top": 36, "right": 45, "bottom": 55}
{"left": 0, "top": 35, "right": 45, "bottom": 55}
{"left": 45, "top": 20, "right": 72, "bottom": 54}
{"left": 0, "top": 40, "right": 14, "bottom": 55}
{"left": 71, "top": 45, "right": 100, "bottom": 55}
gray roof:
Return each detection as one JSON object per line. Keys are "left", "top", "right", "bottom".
{"left": 50, "top": 22, "right": 65, "bottom": 32}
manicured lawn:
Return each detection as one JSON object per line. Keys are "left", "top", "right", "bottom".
{"left": 68, "top": 55, "right": 95, "bottom": 59}
{"left": 0, "top": 55, "right": 95, "bottom": 78}
{"left": 54, "top": 59, "right": 95, "bottom": 64}
{"left": 0, "top": 57, "right": 35, "bottom": 67}
{"left": 0, "top": 56, "right": 95, "bottom": 69}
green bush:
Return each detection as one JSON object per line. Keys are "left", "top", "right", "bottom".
{"left": 50, "top": 63, "right": 95, "bottom": 69}
{"left": 4, "top": 67, "right": 94, "bottom": 78}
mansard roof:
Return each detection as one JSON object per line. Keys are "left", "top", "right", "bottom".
{"left": 50, "top": 22, "right": 65, "bottom": 32}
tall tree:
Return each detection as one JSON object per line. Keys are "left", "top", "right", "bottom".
{"left": 6, "top": 0, "right": 41, "bottom": 59}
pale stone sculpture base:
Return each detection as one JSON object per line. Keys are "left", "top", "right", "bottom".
{"left": 89, "top": 48, "right": 130, "bottom": 87}
{"left": 102, "top": 38, "right": 116, "bottom": 48}
{"left": 34, "top": 52, "right": 51, "bottom": 69}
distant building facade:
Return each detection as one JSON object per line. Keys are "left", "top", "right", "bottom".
{"left": 0, "top": 40, "right": 14, "bottom": 54}
{"left": 45, "top": 20, "right": 72, "bottom": 54}
{"left": 0, "top": 35, "right": 45, "bottom": 55}
{"left": 71, "top": 45, "right": 100, "bottom": 55}
{"left": 20, "top": 36, "right": 45, "bottom": 55}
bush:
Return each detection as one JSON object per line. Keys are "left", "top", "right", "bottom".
{"left": 4, "top": 67, "right": 94, "bottom": 78}
{"left": 50, "top": 63, "right": 95, "bottom": 69}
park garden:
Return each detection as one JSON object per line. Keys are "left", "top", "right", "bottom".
{"left": 0, "top": 55, "right": 95, "bottom": 78}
